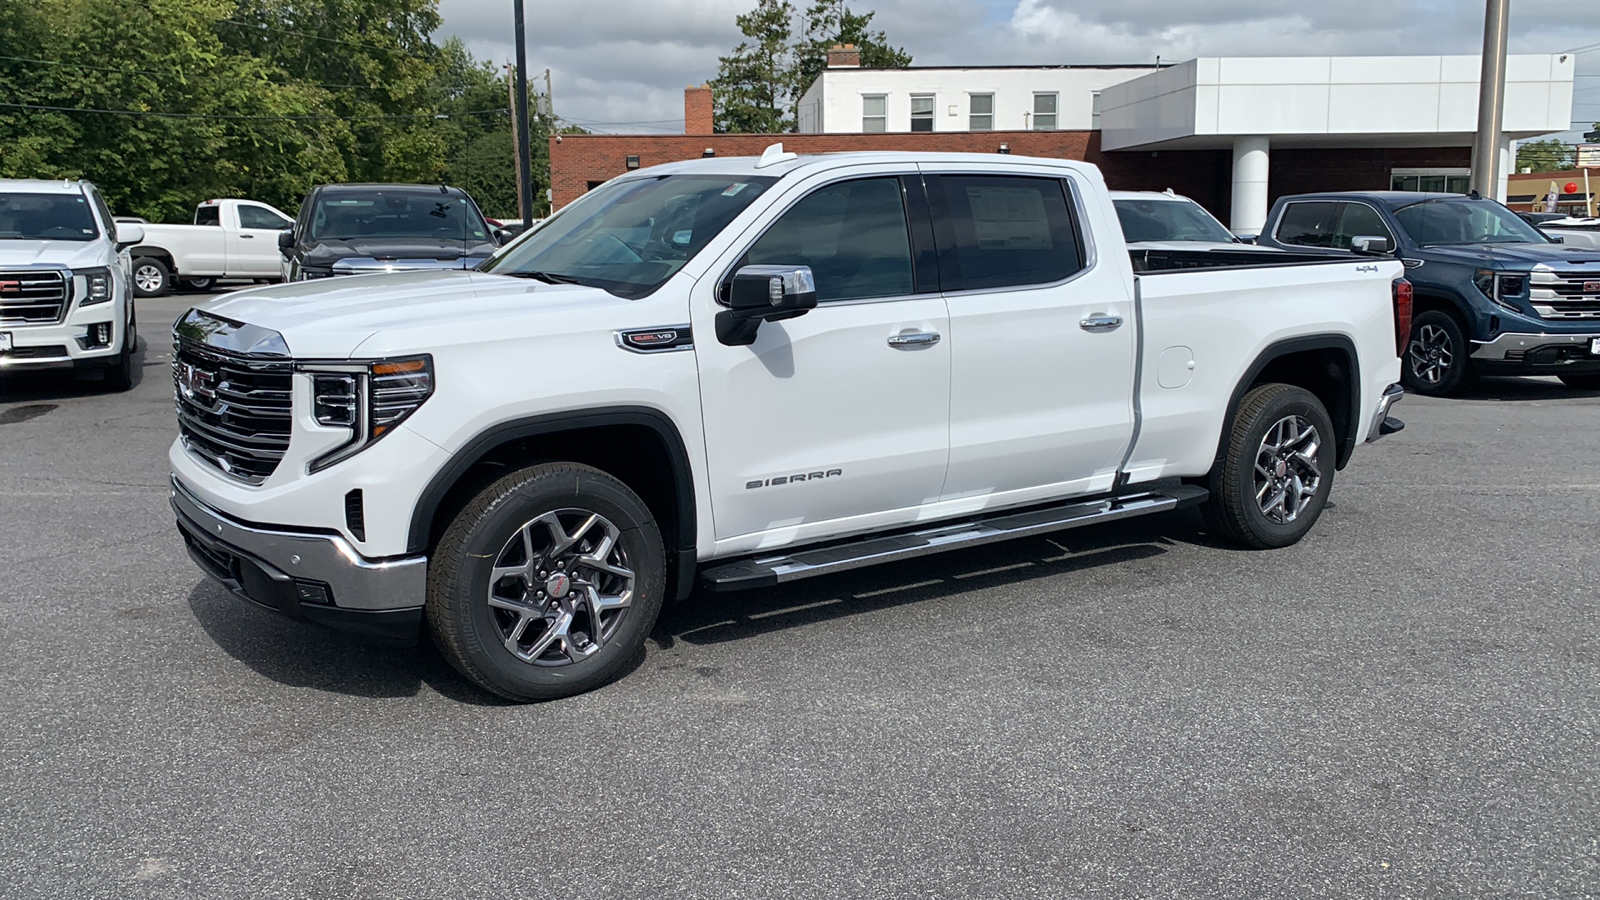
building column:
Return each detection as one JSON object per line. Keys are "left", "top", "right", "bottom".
{"left": 1496, "top": 135, "right": 1515, "bottom": 202}
{"left": 1230, "top": 136, "right": 1271, "bottom": 235}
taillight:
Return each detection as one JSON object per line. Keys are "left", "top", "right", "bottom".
{"left": 1392, "top": 278, "right": 1413, "bottom": 358}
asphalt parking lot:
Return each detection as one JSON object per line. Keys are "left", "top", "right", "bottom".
{"left": 2, "top": 289, "right": 1598, "bottom": 898}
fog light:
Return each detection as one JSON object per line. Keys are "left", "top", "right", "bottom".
{"left": 87, "top": 323, "right": 112, "bottom": 347}
{"left": 294, "top": 580, "right": 333, "bottom": 606}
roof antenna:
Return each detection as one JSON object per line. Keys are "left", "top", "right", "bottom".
{"left": 1468, "top": 189, "right": 1482, "bottom": 199}
{"left": 440, "top": 184, "right": 449, "bottom": 194}
{"left": 756, "top": 142, "right": 798, "bottom": 169}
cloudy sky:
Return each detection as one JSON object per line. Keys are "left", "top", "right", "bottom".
{"left": 438, "top": 0, "right": 1600, "bottom": 140}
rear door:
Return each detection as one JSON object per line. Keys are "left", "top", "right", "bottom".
{"left": 228, "top": 203, "right": 295, "bottom": 277}
{"left": 693, "top": 167, "right": 951, "bottom": 547}
{"left": 922, "top": 165, "right": 1137, "bottom": 505}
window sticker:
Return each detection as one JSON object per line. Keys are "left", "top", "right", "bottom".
{"left": 722, "top": 183, "right": 749, "bottom": 197}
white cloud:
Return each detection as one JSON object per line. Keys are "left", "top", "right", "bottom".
{"left": 436, "top": 0, "right": 1600, "bottom": 134}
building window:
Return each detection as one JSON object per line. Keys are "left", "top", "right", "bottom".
{"left": 969, "top": 93, "right": 994, "bottom": 131}
{"left": 862, "top": 95, "right": 886, "bottom": 133}
{"left": 910, "top": 94, "right": 935, "bottom": 132}
{"left": 1391, "top": 168, "right": 1471, "bottom": 194}
{"left": 586, "top": 180, "right": 606, "bottom": 193}
{"left": 1090, "top": 92, "right": 1102, "bottom": 130}
{"left": 1032, "top": 93, "right": 1057, "bottom": 131}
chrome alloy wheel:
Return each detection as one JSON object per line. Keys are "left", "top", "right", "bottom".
{"left": 134, "top": 263, "right": 164, "bottom": 294}
{"left": 1408, "top": 323, "right": 1452, "bottom": 385}
{"left": 486, "top": 509, "right": 635, "bottom": 666}
{"left": 1253, "top": 415, "right": 1322, "bottom": 525}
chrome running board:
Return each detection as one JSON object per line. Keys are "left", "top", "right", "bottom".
{"left": 699, "top": 484, "right": 1209, "bottom": 591}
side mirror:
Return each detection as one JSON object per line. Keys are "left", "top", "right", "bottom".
{"left": 1234, "top": 233, "right": 1259, "bottom": 245}
{"left": 1548, "top": 234, "right": 1565, "bottom": 245}
{"left": 493, "top": 228, "right": 513, "bottom": 246}
{"left": 113, "top": 222, "right": 144, "bottom": 248}
{"left": 278, "top": 229, "right": 295, "bottom": 255}
{"left": 1351, "top": 235, "right": 1392, "bottom": 254}
{"left": 716, "top": 265, "right": 818, "bottom": 346}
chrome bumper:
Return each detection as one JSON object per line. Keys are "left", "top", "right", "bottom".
{"left": 1471, "top": 331, "right": 1600, "bottom": 361}
{"left": 171, "top": 477, "right": 426, "bottom": 613}
{"left": 1366, "top": 383, "right": 1405, "bottom": 443}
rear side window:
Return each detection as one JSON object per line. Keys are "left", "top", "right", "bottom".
{"left": 1274, "top": 201, "right": 1339, "bottom": 248}
{"left": 742, "top": 177, "right": 914, "bottom": 302}
{"left": 195, "top": 206, "right": 221, "bottom": 227}
{"left": 931, "top": 175, "right": 1083, "bottom": 290}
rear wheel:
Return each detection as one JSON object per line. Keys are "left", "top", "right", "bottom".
{"left": 131, "top": 258, "right": 170, "bottom": 297}
{"left": 426, "top": 462, "right": 666, "bottom": 702}
{"left": 1558, "top": 373, "right": 1600, "bottom": 390}
{"left": 1201, "top": 383, "right": 1336, "bottom": 549}
{"left": 1403, "top": 310, "right": 1473, "bottom": 397}
{"left": 182, "top": 277, "right": 215, "bottom": 292}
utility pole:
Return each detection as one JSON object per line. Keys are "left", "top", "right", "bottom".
{"left": 512, "top": 0, "right": 535, "bottom": 225}
{"left": 506, "top": 66, "right": 527, "bottom": 220}
{"left": 1471, "top": 0, "right": 1510, "bottom": 199}
{"left": 544, "top": 68, "right": 554, "bottom": 121}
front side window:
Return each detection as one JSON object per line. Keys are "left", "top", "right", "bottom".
{"left": 969, "top": 93, "right": 994, "bottom": 131}
{"left": 932, "top": 175, "right": 1083, "bottom": 290}
{"left": 1394, "top": 198, "right": 1548, "bottom": 246}
{"left": 1332, "top": 203, "right": 1395, "bottom": 250}
{"left": 1032, "top": 93, "right": 1057, "bottom": 130}
{"left": 1274, "top": 201, "right": 1341, "bottom": 248}
{"left": 741, "top": 177, "right": 914, "bottom": 302}
{"left": 482, "top": 173, "right": 778, "bottom": 299}
{"left": 862, "top": 95, "right": 886, "bottom": 133}
{"left": 0, "top": 193, "right": 99, "bottom": 241}
{"left": 1113, "top": 197, "right": 1236, "bottom": 243}
{"left": 238, "top": 205, "right": 291, "bottom": 230}
{"left": 910, "top": 95, "right": 935, "bottom": 132}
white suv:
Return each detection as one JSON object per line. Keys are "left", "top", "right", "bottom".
{"left": 0, "top": 179, "right": 144, "bottom": 389}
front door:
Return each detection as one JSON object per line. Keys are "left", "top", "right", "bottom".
{"left": 229, "top": 204, "right": 296, "bottom": 277}
{"left": 693, "top": 170, "right": 951, "bottom": 548}
{"left": 922, "top": 167, "right": 1137, "bottom": 505}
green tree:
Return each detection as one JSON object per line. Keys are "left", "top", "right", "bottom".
{"left": 790, "top": 1, "right": 911, "bottom": 112}
{"left": 1516, "top": 138, "right": 1575, "bottom": 173}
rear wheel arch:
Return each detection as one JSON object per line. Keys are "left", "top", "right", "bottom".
{"left": 409, "top": 407, "right": 699, "bottom": 601}
{"left": 1215, "top": 335, "right": 1361, "bottom": 472}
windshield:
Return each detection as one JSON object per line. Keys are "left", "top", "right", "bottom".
{"left": 1113, "top": 197, "right": 1236, "bottom": 244}
{"left": 0, "top": 192, "right": 99, "bottom": 241}
{"left": 1394, "top": 198, "right": 1549, "bottom": 246}
{"left": 481, "top": 173, "right": 779, "bottom": 299}
{"left": 309, "top": 190, "right": 490, "bottom": 243}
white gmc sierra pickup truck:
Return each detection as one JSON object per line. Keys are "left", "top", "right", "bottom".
{"left": 170, "top": 148, "right": 1409, "bottom": 701}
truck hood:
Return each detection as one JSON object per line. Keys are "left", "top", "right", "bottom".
{"left": 1414, "top": 242, "right": 1600, "bottom": 269}
{"left": 194, "top": 270, "right": 623, "bottom": 358}
{"left": 303, "top": 237, "right": 494, "bottom": 269}
{"left": 0, "top": 240, "right": 107, "bottom": 269}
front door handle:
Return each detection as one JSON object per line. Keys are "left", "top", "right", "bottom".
{"left": 887, "top": 331, "right": 941, "bottom": 348}
{"left": 239, "top": 233, "right": 255, "bottom": 239}
{"left": 1079, "top": 314, "right": 1123, "bottom": 333}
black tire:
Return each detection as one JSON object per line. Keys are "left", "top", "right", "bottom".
{"left": 102, "top": 305, "right": 136, "bottom": 392}
{"left": 1402, "top": 309, "right": 1474, "bottom": 397}
{"left": 427, "top": 462, "right": 666, "bottom": 702}
{"left": 1558, "top": 373, "right": 1600, "bottom": 390}
{"left": 131, "top": 257, "right": 170, "bottom": 298}
{"left": 182, "top": 277, "right": 216, "bottom": 292}
{"left": 1200, "top": 383, "right": 1337, "bottom": 550}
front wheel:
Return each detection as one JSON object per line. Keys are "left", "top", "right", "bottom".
{"left": 1558, "top": 373, "right": 1600, "bottom": 390}
{"left": 426, "top": 462, "right": 666, "bottom": 702}
{"left": 1403, "top": 310, "right": 1473, "bottom": 397}
{"left": 182, "top": 277, "right": 216, "bottom": 292}
{"left": 1201, "top": 383, "right": 1336, "bottom": 549}
{"left": 131, "top": 258, "right": 170, "bottom": 298}
{"left": 102, "top": 306, "right": 137, "bottom": 392}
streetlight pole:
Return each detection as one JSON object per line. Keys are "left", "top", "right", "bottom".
{"left": 1471, "top": 0, "right": 1511, "bottom": 199}
{"left": 512, "top": 0, "right": 535, "bottom": 225}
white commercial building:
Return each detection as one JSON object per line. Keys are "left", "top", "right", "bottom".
{"left": 795, "top": 48, "right": 1577, "bottom": 233}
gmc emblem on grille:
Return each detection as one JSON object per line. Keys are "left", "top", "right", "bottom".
{"left": 0, "top": 280, "right": 19, "bottom": 293}
{"left": 177, "top": 362, "right": 217, "bottom": 405}
{"left": 1584, "top": 281, "right": 1600, "bottom": 293}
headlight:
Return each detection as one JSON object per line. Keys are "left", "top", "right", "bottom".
{"left": 301, "top": 355, "right": 433, "bottom": 472}
{"left": 1473, "top": 268, "right": 1522, "bottom": 312}
{"left": 76, "top": 266, "right": 113, "bottom": 305}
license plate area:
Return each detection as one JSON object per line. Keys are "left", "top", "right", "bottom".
{"left": 1590, "top": 337, "right": 1600, "bottom": 356}
{"left": 0, "top": 331, "right": 10, "bottom": 352}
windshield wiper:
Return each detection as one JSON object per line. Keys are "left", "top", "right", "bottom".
{"left": 504, "top": 270, "right": 583, "bottom": 285}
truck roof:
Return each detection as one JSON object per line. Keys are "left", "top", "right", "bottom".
{"left": 0, "top": 178, "right": 89, "bottom": 194}
{"left": 1276, "top": 191, "right": 1468, "bottom": 208}
{"left": 618, "top": 149, "right": 1097, "bottom": 183}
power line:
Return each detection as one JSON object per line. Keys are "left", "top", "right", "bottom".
{"left": 0, "top": 101, "right": 509, "bottom": 121}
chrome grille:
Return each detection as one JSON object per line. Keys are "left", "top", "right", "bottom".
{"left": 0, "top": 270, "right": 69, "bottom": 325}
{"left": 173, "top": 341, "right": 293, "bottom": 484}
{"left": 1530, "top": 268, "right": 1600, "bottom": 319}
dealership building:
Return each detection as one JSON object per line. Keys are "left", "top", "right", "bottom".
{"left": 548, "top": 48, "right": 1577, "bottom": 230}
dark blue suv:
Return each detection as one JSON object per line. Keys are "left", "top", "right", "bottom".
{"left": 1257, "top": 192, "right": 1600, "bottom": 395}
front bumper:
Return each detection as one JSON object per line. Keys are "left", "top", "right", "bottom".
{"left": 172, "top": 477, "right": 426, "bottom": 642}
{"left": 0, "top": 316, "right": 122, "bottom": 371}
{"left": 1470, "top": 331, "right": 1600, "bottom": 374}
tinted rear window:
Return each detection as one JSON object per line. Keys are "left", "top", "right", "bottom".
{"left": 932, "top": 175, "right": 1083, "bottom": 290}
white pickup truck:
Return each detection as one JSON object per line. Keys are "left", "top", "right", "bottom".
{"left": 169, "top": 148, "right": 1409, "bottom": 701}
{"left": 131, "top": 198, "right": 293, "bottom": 296}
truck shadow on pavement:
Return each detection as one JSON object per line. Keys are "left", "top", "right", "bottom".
{"left": 0, "top": 336, "right": 148, "bottom": 400}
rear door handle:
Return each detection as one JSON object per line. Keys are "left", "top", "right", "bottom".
{"left": 887, "top": 331, "right": 941, "bottom": 348}
{"left": 1079, "top": 314, "right": 1123, "bottom": 333}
